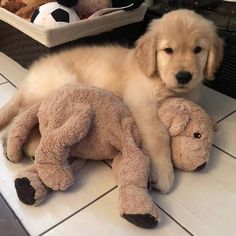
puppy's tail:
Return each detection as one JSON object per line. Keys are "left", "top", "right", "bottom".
{"left": 0, "top": 92, "right": 23, "bottom": 130}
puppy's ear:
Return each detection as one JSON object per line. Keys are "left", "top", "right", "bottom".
{"left": 135, "top": 33, "right": 157, "bottom": 78}
{"left": 205, "top": 33, "right": 224, "bottom": 80}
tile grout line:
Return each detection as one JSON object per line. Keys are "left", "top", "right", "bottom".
{"left": 103, "top": 160, "right": 112, "bottom": 168}
{"left": 0, "top": 71, "right": 233, "bottom": 235}
{"left": 0, "top": 192, "right": 30, "bottom": 236}
{"left": 0, "top": 73, "right": 18, "bottom": 88}
{"left": 0, "top": 81, "right": 8, "bottom": 86}
{"left": 217, "top": 110, "right": 236, "bottom": 123}
{"left": 154, "top": 202, "right": 194, "bottom": 236}
{"left": 212, "top": 144, "right": 236, "bottom": 159}
{"left": 105, "top": 160, "right": 194, "bottom": 235}
{"left": 39, "top": 186, "right": 118, "bottom": 236}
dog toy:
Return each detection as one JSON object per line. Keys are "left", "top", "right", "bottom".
{"left": 0, "top": 0, "right": 26, "bottom": 14}
{"left": 31, "top": 1, "right": 80, "bottom": 28}
{"left": 157, "top": 97, "right": 215, "bottom": 171}
{"left": 6, "top": 85, "right": 159, "bottom": 229}
{"left": 113, "top": 97, "right": 215, "bottom": 174}
{"left": 60, "top": 0, "right": 144, "bottom": 19}
{"left": 5, "top": 90, "right": 214, "bottom": 226}
{"left": 0, "top": 0, "right": 54, "bottom": 19}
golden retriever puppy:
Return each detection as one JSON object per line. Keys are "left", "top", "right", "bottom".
{"left": 0, "top": 9, "right": 223, "bottom": 193}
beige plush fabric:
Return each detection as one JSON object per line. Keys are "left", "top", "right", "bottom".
{"left": 158, "top": 97, "right": 215, "bottom": 171}
{"left": 7, "top": 87, "right": 214, "bottom": 228}
{"left": 7, "top": 84, "right": 159, "bottom": 228}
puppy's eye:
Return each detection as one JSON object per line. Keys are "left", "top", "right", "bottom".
{"left": 164, "top": 48, "right": 173, "bottom": 54}
{"left": 193, "top": 132, "right": 201, "bottom": 139}
{"left": 194, "top": 46, "right": 202, "bottom": 54}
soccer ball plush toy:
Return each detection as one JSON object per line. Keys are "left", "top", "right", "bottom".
{"left": 31, "top": 1, "right": 80, "bottom": 29}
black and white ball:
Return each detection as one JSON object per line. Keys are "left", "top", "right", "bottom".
{"left": 31, "top": 2, "right": 80, "bottom": 29}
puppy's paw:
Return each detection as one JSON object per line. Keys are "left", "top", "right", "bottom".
{"left": 151, "top": 166, "right": 174, "bottom": 194}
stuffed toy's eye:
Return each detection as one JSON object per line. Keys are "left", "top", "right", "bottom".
{"left": 164, "top": 48, "right": 173, "bottom": 54}
{"left": 194, "top": 46, "right": 202, "bottom": 54}
{"left": 193, "top": 132, "right": 201, "bottom": 139}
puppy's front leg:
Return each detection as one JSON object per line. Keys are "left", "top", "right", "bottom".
{"left": 130, "top": 102, "right": 174, "bottom": 193}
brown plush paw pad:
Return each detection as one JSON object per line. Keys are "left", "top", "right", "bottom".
{"left": 123, "top": 213, "right": 158, "bottom": 228}
{"left": 15, "top": 177, "right": 36, "bottom": 205}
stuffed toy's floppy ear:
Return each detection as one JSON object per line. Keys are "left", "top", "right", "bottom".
{"left": 168, "top": 110, "right": 190, "bottom": 136}
{"left": 205, "top": 32, "right": 224, "bottom": 80}
{"left": 158, "top": 102, "right": 190, "bottom": 137}
{"left": 135, "top": 33, "right": 157, "bottom": 77}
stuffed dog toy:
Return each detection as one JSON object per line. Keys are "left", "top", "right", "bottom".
{"left": 5, "top": 87, "right": 214, "bottom": 228}
{"left": 5, "top": 84, "right": 159, "bottom": 229}
{"left": 0, "top": 0, "right": 53, "bottom": 18}
{"left": 158, "top": 97, "right": 215, "bottom": 172}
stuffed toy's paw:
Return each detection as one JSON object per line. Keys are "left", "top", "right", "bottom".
{"left": 15, "top": 168, "right": 48, "bottom": 206}
{"left": 37, "top": 163, "right": 74, "bottom": 191}
{"left": 120, "top": 186, "right": 159, "bottom": 228}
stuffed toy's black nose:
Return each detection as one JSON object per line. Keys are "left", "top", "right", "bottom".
{"left": 195, "top": 162, "right": 206, "bottom": 171}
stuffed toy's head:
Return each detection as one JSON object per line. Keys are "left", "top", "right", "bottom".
{"left": 158, "top": 97, "right": 215, "bottom": 172}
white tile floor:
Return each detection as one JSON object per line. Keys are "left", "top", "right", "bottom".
{"left": 0, "top": 53, "right": 235, "bottom": 236}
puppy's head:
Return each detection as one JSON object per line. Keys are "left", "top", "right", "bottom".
{"left": 135, "top": 9, "right": 224, "bottom": 93}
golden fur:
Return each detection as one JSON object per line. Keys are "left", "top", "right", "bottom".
{"left": 0, "top": 9, "right": 223, "bottom": 193}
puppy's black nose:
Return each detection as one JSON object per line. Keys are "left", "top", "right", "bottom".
{"left": 195, "top": 162, "right": 206, "bottom": 172}
{"left": 176, "top": 71, "right": 192, "bottom": 84}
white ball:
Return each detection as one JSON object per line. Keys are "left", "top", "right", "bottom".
{"left": 31, "top": 2, "right": 80, "bottom": 29}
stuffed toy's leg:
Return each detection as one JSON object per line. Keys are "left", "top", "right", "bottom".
{"left": 15, "top": 167, "right": 48, "bottom": 206}
{"left": 14, "top": 158, "right": 87, "bottom": 206}
{"left": 6, "top": 103, "right": 40, "bottom": 163}
{"left": 116, "top": 119, "right": 159, "bottom": 228}
{"left": 35, "top": 104, "right": 93, "bottom": 191}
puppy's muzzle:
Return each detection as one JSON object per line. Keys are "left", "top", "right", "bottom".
{"left": 176, "top": 71, "right": 192, "bottom": 84}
